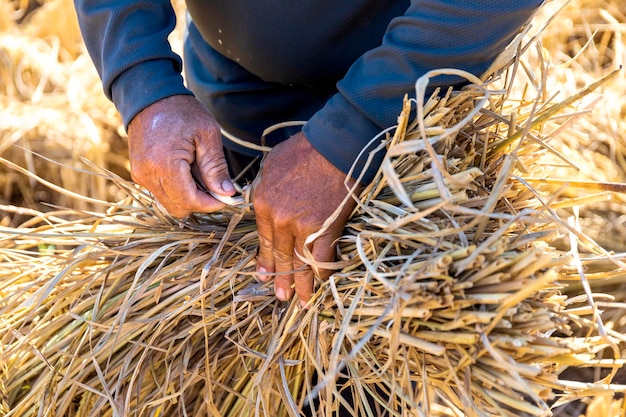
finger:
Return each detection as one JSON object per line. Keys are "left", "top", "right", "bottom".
{"left": 145, "top": 183, "right": 184, "bottom": 218}
{"left": 272, "top": 230, "right": 296, "bottom": 302}
{"left": 310, "top": 233, "right": 340, "bottom": 281}
{"left": 161, "top": 160, "right": 226, "bottom": 215}
{"left": 255, "top": 213, "right": 275, "bottom": 282}
{"left": 136, "top": 174, "right": 190, "bottom": 219}
{"left": 293, "top": 241, "right": 315, "bottom": 307}
{"left": 195, "top": 139, "right": 235, "bottom": 198}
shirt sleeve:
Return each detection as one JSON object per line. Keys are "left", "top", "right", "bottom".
{"left": 303, "top": 0, "right": 544, "bottom": 184}
{"left": 74, "top": 0, "right": 194, "bottom": 128}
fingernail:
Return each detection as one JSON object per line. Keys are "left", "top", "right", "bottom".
{"left": 299, "top": 300, "right": 308, "bottom": 308}
{"left": 257, "top": 266, "right": 269, "bottom": 282}
{"left": 275, "top": 287, "right": 286, "bottom": 300}
{"left": 221, "top": 180, "right": 235, "bottom": 193}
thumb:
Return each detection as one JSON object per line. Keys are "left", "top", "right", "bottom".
{"left": 196, "top": 146, "right": 236, "bottom": 197}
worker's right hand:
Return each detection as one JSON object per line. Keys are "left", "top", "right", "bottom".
{"left": 127, "top": 95, "right": 235, "bottom": 218}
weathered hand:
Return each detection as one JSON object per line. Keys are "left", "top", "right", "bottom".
{"left": 127, "top": 95, "right": 235, "bottom": 218}
{"left": 253, "top": 132, "right": 359, "bottom": 306}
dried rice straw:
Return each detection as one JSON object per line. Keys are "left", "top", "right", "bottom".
{"left": 2, "top": 1, "right": 626, "bottom": 416}
{"left": 2, "top": 59, "right": 625, "bottom": 417}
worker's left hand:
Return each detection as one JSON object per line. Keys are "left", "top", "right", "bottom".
{"left": 253, "top": 132, "right": 359, "bottom": 306}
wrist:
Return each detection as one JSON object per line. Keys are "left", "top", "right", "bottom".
{"left": 303, "top": 94, "right": 384, "bottom": 184}
{"left": 111, "top": 59, "right": 193, "bottom": 130}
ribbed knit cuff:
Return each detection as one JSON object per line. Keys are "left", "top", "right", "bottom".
{"left": 303, "top": 93, "right": 386, "bottom": 184}
{"left": 111, "top": 58, "right": 194, "bottom": 128}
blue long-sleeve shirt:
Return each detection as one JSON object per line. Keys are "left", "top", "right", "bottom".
{"left": 74, "top": 0, "right": 543, "bottom": 183}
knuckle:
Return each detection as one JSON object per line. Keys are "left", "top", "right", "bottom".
{"left": 271, "top": 216, "right": 293, "bottom": 232}
{"left": 251, "top": 190, "right": 271, "bottom": 212}
{"left": 257, "top": 234, "right": 273, "bottom": 250}
{"left": 199, "top": 155, "right": 228, "bottom": 177}
{"left": 273, "top": 249, "right": 293, "bottom": 264}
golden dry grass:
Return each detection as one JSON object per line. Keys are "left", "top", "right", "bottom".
{"left": 0, "top": 0, "right": 126, "bottom": 219}
{"left": 1, "top": 0, "right": 626, "bottom": 416}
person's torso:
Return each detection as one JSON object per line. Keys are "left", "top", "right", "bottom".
{"left": 185, "top": 0, "right": 410, "bottom": 87}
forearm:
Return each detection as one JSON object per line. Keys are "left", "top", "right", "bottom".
{"left": 305, "top": 0, "right": 544, "bottom": 183}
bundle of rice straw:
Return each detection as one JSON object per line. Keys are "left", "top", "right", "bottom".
{"left": 2, "top": 3, "right": 626, "bottom": 417}
{"left": 2, "top": 63, "right": 626, "bottom": 417}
